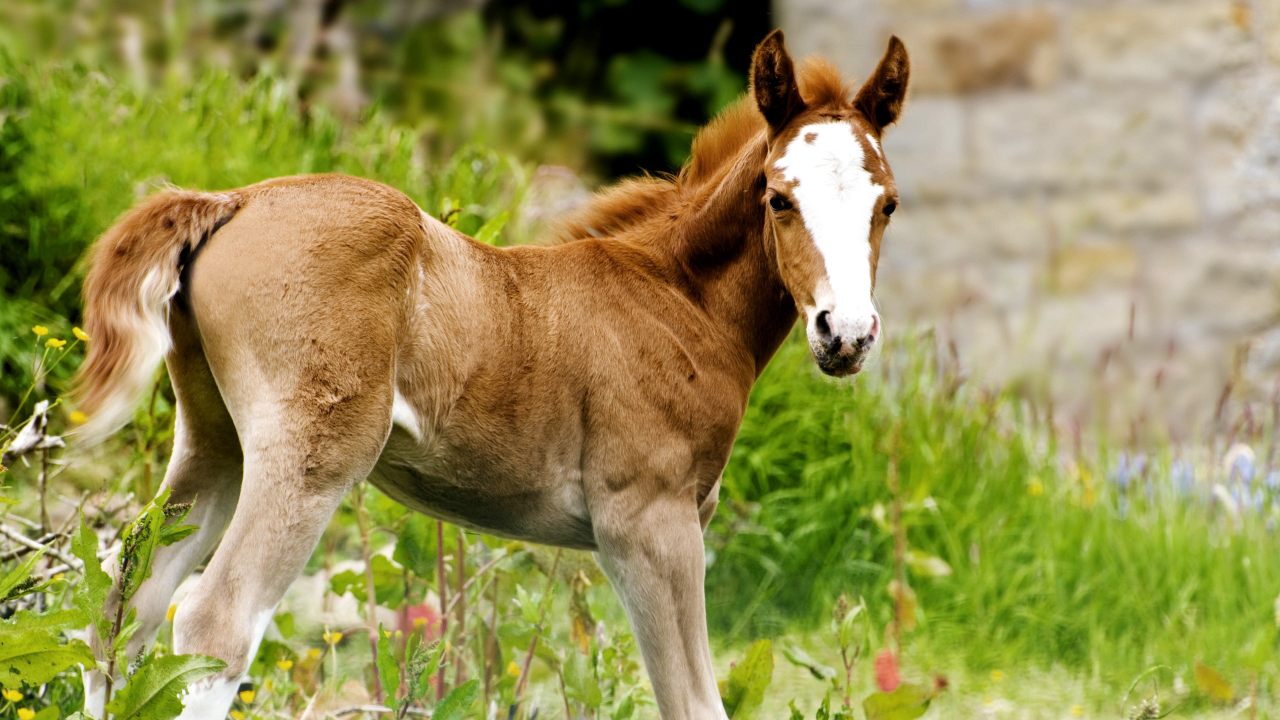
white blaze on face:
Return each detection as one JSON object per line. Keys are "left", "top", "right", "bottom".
{"left": 775, "top": 122, "right": 884, "bottom": 338}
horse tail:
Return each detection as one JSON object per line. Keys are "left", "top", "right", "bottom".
{"left": 73, "top": 189, "right": 244, "bottom": 444}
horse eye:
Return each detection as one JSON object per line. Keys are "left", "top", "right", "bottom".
{"left": 769, "top": 195, "right": 792, "bottom": 212}
{"left": 883, "top": 202, "right": 897, "bottom": 216}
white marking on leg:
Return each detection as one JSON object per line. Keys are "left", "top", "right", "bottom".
{"left": 171, "top": 606, "right": 276, "bottom": 720}
{"left": 392, "top": 391, "right": 421, "bottom": 441}
{"left": 175, "top": 676, "right": 240, "bottom": 720}
{"left": 82, "top": 666, "right": 107, "bottom": 718}
{"left": 776, "top": 122, "right": 884, "bottom": 335}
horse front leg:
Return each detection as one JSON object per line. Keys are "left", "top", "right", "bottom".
{"left": 593, "top": 490, "right": 728, "bottom": 720}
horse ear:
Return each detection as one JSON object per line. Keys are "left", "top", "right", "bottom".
{"left": 855, "top": 36, "right": 910, "bottom": 131}
{"left": 751, "top": 29, "right": 805, "bottom": 135}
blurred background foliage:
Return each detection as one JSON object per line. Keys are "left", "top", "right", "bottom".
{"left": 0, "top": 0, "right": 761, "bottom": 410}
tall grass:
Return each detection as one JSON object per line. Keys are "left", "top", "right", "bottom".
{"left": 713, "top": 331, "right": 1280, "bottom": 688}
{"left": 0, "top": 54, "right": 524, "bottom": 403}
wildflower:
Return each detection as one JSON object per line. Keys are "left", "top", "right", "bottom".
{"left": 73, "top": 327, "right": 89, "bottom": 342}
{"left": 1071, "top": 706, "right": 1084, "bottom": 717}
{"left": 239, "top": 689, "right": 255, "bottom": 703}
{"left": 45, "top": 338, "right": 66, "bottom": 349}
{"left": 306, "top": 648, "right": 321, "bottom": 660}
{"left": 991, "top": 669, "right": 1004, "bottom": 683}
{"left": 2, "top": 690, "right": 21, "bottom": 702}
{"left": 277, "top": 659, "right": 293, "bottom": 671}
{"left": 1172, "top": 461, "right": 1195, "bottom": 497}
{"left": 263, "top": 679, "right": 274, "bottom": 693}
{"left": 874, "top": 649, "right": 900, "bottom": 692}
{"left": 413, "top": 617, "right": 427, "bottom": 628}
{"left": 230, "top": 712, "right": 245, "bottom": 720}
{"left": 1225, "top": 444, "right": 1256, "bottom": 485}
{"left": 323, "top": 631, "right": 342, "bottom": 645}
{"left": 1028, "top": 478, "right": 1044, "bottom": 496}
{"left": 17, "top": 709, "right": 34, "bottom": 720}
{"left": 1267, "top": 471, "right": 1280, "bottom": 492}
{"left": 166, "top": 604, "right": 178, "bottom": 622}
{"left": 31, "top": 326, "right": 48, "bottom": 337}
{"left": 384, "top": 630, "right": 393, "bottom": 638}
{"left": 52, "top": 573, "right": 63, "bottom": 581}
{"left": 506, "top": 661, "right": 522, "bottom": 678}
{"left": 69, "top": 411, "right": 87, "bottom": 425}
{"left": 1111, "top": 453, "right": 1131, "bottom": 492}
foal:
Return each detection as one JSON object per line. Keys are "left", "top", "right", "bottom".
{"left": 75, "top": 30, "right": 909, "bottom": 720}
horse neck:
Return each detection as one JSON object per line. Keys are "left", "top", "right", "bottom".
{"left": 667, "top": 138, "right": 798, "bottom": 378}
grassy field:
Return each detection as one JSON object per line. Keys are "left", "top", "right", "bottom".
{"left": 1, "top": 53, "right": 1278, "bottom": 720}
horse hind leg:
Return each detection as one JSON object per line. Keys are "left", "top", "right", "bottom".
{"left": 85, "top": 310, "right": 244, "bottom": 716}
{"left": 168, "top": 387, "right": 394, "bottom": 719}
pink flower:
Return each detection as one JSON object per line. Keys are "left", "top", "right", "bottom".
{"left": 402, "top": 602, "right": 442, "bottom": 641}
{"left": 874, "top": 649, "right": 901, "bottom": 692}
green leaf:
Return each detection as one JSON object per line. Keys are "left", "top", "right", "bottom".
{"left": 0, "top": 631, "right": 95, "bottom": 688}
{"left": 71, "top": 517, "right": 112, "bottom": 645}
{"left": 720, "top": 639, "right": 773, "bottom": 720}
{"left": 329, "top": 555, "right": 407, "bottom": 608}
{"left": 33, "top": 705, "right": 60, "bottom": 720}
{"left": 103, "top": 653, "right": 226, "bottom": 720}
{"left": 781, "top": 643, "right": 837, "bottom": 682}
{"left": 564, "top": 650, "right": 602, "bottom": 709}
{"left": 392, "top": 516, "right": 437, "bottom": 578}
{"left": 433, "top": 678, "right": 480, "bottom": 720}
{"left": 516, "top": 585, "right": 541, "bottom": 626}
{"left": 862, "top": 683, "right": 932, "bottom": 720}
{"left": 788, "top": 699, "right": 805, "bottom": 720}
{"left": 904, "top": 550, "right": 952, "bottom": 578}
{"left": 0, "top": 608, "right": 88, "bottom": 635}
{"left": 376, "top": 624, "right": 401, "bottom": 713}
{"left": 613, "top": 693, "right": 635, "bottom": 720}
{"left": 474, "top": 211, "right": 510, "bottom": 245}
{"left": 0, "top": 546, "right": 45, "bottom": 601}
{"left": 1194, "top": 660, "right": 1234, "bottom": 703}
{"left": 274, "top": 612, "right": 294, "bottom": 640}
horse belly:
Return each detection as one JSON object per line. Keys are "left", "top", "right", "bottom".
{"left": 369, "top": 428, "right": 597, "bottom": 550}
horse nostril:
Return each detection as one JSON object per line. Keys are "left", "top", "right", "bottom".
{"left": 814, "top": 310, "right": 833, "bottom": 340}
{"left": 869, "top": 315, "right": 880, "bottom": 341}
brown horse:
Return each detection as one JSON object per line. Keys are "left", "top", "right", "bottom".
{"left": 74, "top": 30, "right": 909, "bottom": 720}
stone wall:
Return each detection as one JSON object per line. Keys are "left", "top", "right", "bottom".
{"left": 779, "top": 0, "right": 1280, "bottom": 431}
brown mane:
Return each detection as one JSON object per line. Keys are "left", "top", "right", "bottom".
{"left": 550, "top": 57, "right": 853, "bottom": 244}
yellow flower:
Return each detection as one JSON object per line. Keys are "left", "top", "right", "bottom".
{"left": 1028, "top": 477, "right": 1044, "bottom": 496}
{"left": 263, "top": 679, "right": 274, "bottom": 693}
{"left": 323, "top": 631, "right": 343, "bottom": 645}
{"left": 276, "top": 659, "right": 294, "bottom": 671}
{"left": 306, "top": 648, "right": 321, "bottom": 660}
{"left": 230, "top": 712, "right": 245, "bottom": 720}
{"left": 73, "top": 327, "right": 90, "bottom": 342}
{"left": 991, "top": 669, "right": 1004, "bottom": 683}
{"left": 17, "top": 708, "right": 34, "bottom": 720}
{"left": 506, "top": 661, "right": 521, "bottom": 678}
{"left": 413, "top": 617, "right": 427, "bottom": 629}
{"left": 2, "top": 689, "right": 21, "bottom": 702}
{"left": 1071, "top": 705, "right": 1084, "bottom": 717}
{"left": 238, "top": 689, "right": 255, "bottom": 703}
{"left": 52, "top": 573, "right": 63, "bottom": 581}
{"left": 69, "top": 411, "right": 87, "bottom": 425}
{"left": 166, "top": 604, "right": 178, "bottom": 622}
{"left": 45, "top": 338, "right": 66, "bottom": 349}
{"left": 31, "top": 326, "right": 48, "bottom": 337}
{"left": 384, "top": 630, "right": 393, "bottom": 638}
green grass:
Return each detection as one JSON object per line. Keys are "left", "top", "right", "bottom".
{"left": 0, "top": 54, "right": 525, "bottom": 404}
{"left": 714, "top": 332, "right": 1280, "bottom": 694}
{"left": 2, "top": 53, "right": 1278, "bottom": 712}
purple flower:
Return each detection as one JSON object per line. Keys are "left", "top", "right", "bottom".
{"left": 1171, "top": 461, "right": 1195, "bottom": 497}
